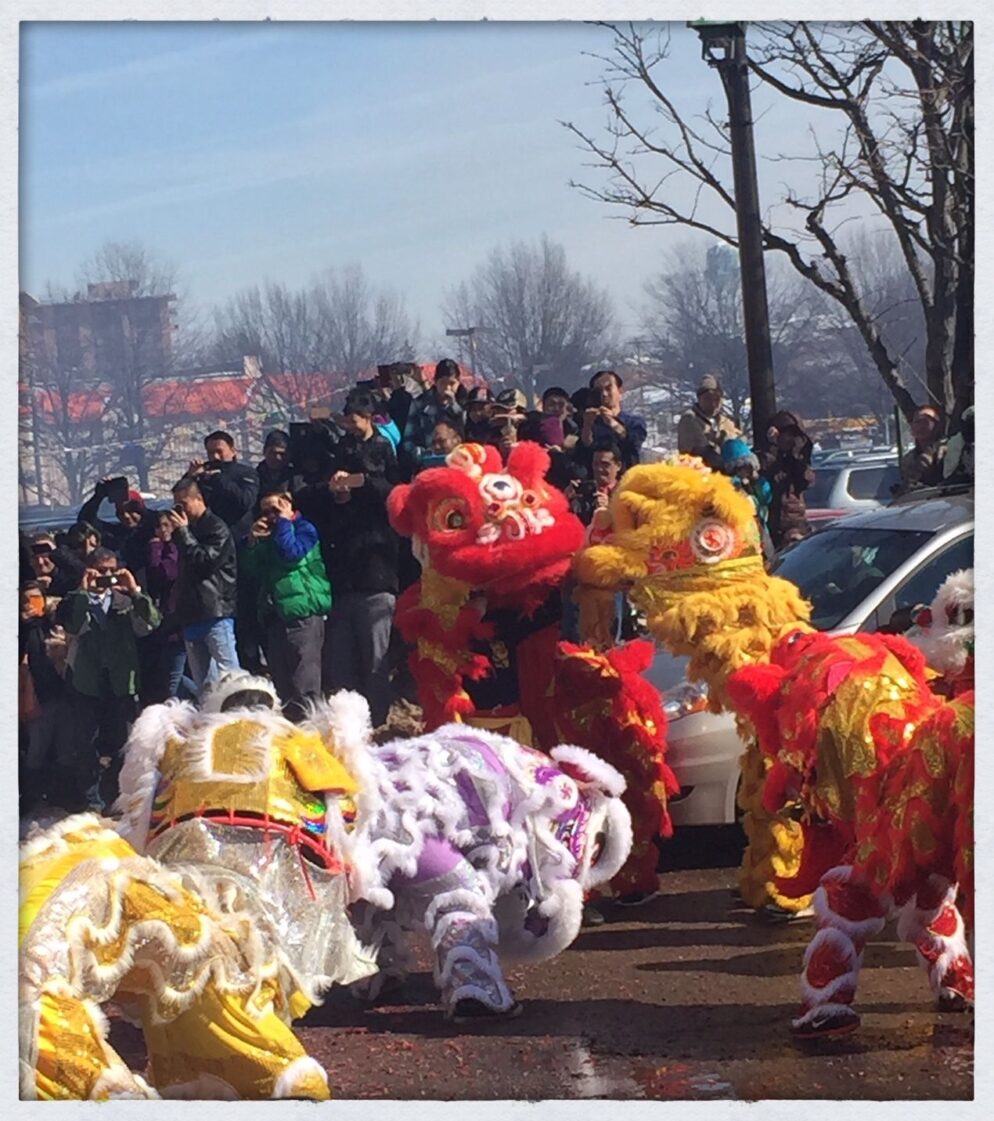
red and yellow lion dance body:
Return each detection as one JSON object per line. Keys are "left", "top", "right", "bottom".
{"left": 386, "top": 442, "right": 678, "bottom": 895}
{"left": 727, "top": 627, "right": 974, "bottom": 1039}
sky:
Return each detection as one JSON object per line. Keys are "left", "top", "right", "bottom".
{"left": 19, "top": 21, "right": 844, "bottom": 347}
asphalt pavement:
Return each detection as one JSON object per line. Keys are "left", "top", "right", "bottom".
{"left": 288, "top": 864, "right": 972, "bottom": 1101}
{"left": 104, "top": 842, "right": 973, "bottom": 1101}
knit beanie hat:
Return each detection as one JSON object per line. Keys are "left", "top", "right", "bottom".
{"left": 721, "top": 437, "right": 758, "bottom": 473}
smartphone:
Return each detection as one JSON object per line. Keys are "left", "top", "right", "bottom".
{"left": 94, "top": 574, "right": 119, "bottom": 590}
{"left": 310, "top": 406, "right": 331, "bottom": 421}
{"left": 105, "top": 476, "right": 129, "bottom": 505}
{"left": 345, "top": 472, "right": 365, "bottom": 489}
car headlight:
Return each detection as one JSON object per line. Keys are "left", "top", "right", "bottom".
{"left": 663, "top": 679, "right": 710, "bottom": 720}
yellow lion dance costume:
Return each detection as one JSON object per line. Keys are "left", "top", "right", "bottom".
{"left": 19, "top": 816, "right": 331, "bottom": 1100}
{"left": 572, "top": 456, "right": 813, "bottom": 913}
{"left": 19, "top": 673, "right": 376, "bottom": 1100}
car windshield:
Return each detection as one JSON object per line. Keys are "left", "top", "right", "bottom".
{"left": 772, "top": 526, "right": 931, "bottom": 630}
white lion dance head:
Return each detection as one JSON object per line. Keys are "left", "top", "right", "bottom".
{"left": 908, "top": 568, "right": 974, "bottom": 680}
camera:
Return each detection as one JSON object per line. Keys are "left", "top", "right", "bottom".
{"left": 94, "top": 574, "right": 119, "bottom": 590}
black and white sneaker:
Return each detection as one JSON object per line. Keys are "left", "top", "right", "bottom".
{"left": 615, "top": 890, "right": 661, "bottom": 908}
{"left": 582, "top": 902, "right": 606, "bottom": 926}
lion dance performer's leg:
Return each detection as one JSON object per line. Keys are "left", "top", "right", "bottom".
{"left": 552, "top": 640, "right": 678, "bottom": 898}
{"left": 20, "top": 815, "right": 330, "bottom": 1100}
{"left": 400, "top": 837, "right": 516, "bottom": 1020}
{"left": 792, "top": 865, "right": 888, "bottom": 1039}
{"left": 29, "top": 987, "right": 157, "bottom": 1100}
{"left": 349, "top": 899, "right": 413, "bottom": 1001}
{"left": 140, "top": 980, "right": 329, "bottom": 1100}
{"left": 896, "top": 876, "right": 974, "bottom": 1011}
{"left": 737, "top": 742, "right": 812, "bottom": 914}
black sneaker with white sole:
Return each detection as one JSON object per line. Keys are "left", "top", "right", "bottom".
{"left": 448, "top": 999, "right": 524, "bottom": 1025}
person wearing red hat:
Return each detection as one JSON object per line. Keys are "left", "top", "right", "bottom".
{"left": 77, "top": 477, "right": 157, "bottom": 574}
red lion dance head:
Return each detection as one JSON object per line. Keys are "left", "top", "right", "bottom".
{"left": 388, "top": 442, "right": 585, "bottom": 610}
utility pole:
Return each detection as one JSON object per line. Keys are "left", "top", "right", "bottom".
{"left": 690, "top": 21, "right": 777, "bottom": 446}
{"left": 445, "top": 326, "right": 478, "bottom": 376}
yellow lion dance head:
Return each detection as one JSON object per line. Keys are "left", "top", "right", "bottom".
{"left": 572, "top": 456, "right": 811, "bottom": 711}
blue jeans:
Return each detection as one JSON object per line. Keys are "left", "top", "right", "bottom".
{"left": 164, "top": 642, "right": 197, "bottom": 701}
{"left": 184, "top": 618, "right": 240, "bottom": 695}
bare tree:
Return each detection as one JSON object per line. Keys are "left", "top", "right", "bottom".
{"left": 643, "top": 237, "right": 922, "bottom": 434}
{"left": 311, "top": 265, "right": 416, "bottom": 377}
{"left": 22, "top": 241, "right": 197, "bottom": 500}
{"left": 211, "top": 264, "right": 418, "bottom": 413}
{"left": 443, "top": 235, "right": 616, "bottom": 403}
{"left": 564, "top": 21, "right": 973, "bottom": 430}
{"left": 74, "top": 240, "right": 199, "bottom": 489}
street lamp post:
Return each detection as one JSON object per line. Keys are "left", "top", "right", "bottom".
{"left": 690, "top": 21, "right": 777, "bottom": 446}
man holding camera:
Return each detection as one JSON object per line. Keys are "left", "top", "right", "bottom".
{"left": 78, "top": 475, "right": 158, "bottom": 574}
{"left": 61, "top": 547, "right": 160, "bottom": 810}
{"left": 579, "top": 369, "right": 647, "bottom": 471}
{"left": 185, "top": 430, "right": 262, "bottom": 671}
{"left": 185, "top": 430, "right": 260, "bottom": 536}
{"left": 401, "top": 358, "right": 466, "bottom": 477}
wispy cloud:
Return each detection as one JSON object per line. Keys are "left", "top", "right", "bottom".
{"left": 25, "top": 26, "right": 272, "bottom": 101}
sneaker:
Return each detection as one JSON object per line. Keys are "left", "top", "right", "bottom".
{"left": 615, "top": 890, "right": 661, "bottom": 908}
{"left": 761, "top": 903, "right": 814, "bottom": 925}
{"left": 793, "top": 1006, "right": 860, "bottom": 1040}
{"left": 582, "top": 902, "right": 606, "bottom": 926}
{"left": 937, "top": 990, "right": 974, "bottom": 1013}
{"left": 447, "top": 999, "right": 523, "bottom": 1025}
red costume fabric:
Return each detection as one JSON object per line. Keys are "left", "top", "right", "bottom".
{"left": 727, "top": 629, "right": 974, "bottom": 1036}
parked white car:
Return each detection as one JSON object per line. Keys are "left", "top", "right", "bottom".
{"left": 649, "top": 491, "right": 974, "bottom": 827}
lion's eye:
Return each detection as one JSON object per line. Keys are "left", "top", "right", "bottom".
{"left": 432, "top": 498, "right": 469, "bottom": 534}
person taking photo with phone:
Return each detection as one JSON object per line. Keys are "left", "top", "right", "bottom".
{"left": 240, "top": 489, "right": 333, "bottom": 721}
{"left": 296, "top": 392, "right": 401, "bottom": 726}
{"left": 60, "top": 547, "right": 160, "bottom": 811}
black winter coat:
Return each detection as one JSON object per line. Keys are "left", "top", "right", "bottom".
{"left": 172, "top": 510, "right": 238, "bottom": 625}
{"left": 295, "top": 433, "right": 401, "bottom": 596}
{"left": 198, "top": 461, "right": 260, "bottom": 536}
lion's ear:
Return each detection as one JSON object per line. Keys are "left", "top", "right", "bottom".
{"left": 726, "top": 662, "right": 786, "bottom": 752}
{"left": 506, "top": 441, "right": 551, "bottom": 488}
{"left": 386, "top": 484, "right": 415, "bottom": 536}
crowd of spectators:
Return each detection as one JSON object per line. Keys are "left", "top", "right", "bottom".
{"left": 19, "top": 356, "right": 969, "bottom": 822}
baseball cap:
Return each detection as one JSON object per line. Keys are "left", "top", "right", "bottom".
{"left": 542, "top": 385, "right": 570, "bottom": 401}
{"left": 697, "top": 374, "right": 723, "bottom": 394}
{"left": 495, "top": 388, "right": 527, "bottom": 412}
